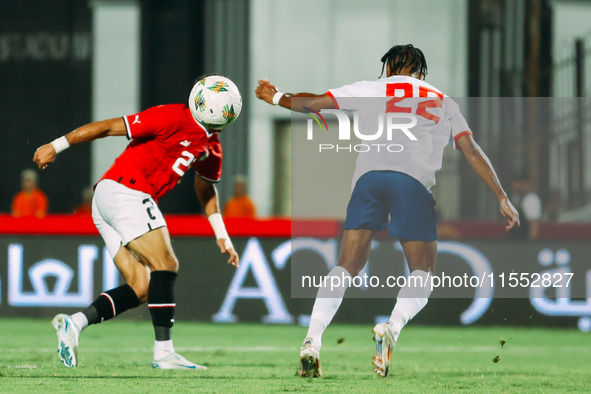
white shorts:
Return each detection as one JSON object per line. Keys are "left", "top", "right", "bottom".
{"left": 92, "top": 179, "right": 166, "bottom": 258}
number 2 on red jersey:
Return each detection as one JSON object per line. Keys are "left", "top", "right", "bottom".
{"left": 386, "top": 83, "right": 443, "bottom": 123}
{"left": 172, "top": 151, "right": 195, "bottom": 176}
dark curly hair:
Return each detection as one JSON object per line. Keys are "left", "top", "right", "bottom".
{"left": 379, "top": 44, "right": 428, "bottom": 80}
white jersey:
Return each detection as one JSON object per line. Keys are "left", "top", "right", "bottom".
{"left": 328, "top": 75, "right": 471, "bottom": 191}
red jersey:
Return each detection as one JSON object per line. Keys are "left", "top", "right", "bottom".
{"left": 100, "top": 104, "right": 222, "bottom": 200}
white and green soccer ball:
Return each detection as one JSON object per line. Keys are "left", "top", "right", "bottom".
{"left": 189, "top": 75, "right": 242, "bottom": 130}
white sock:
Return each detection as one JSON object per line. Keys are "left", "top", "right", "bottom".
{"left": 305, "top": 266, "right": 352, "bottom": 350}
{"left": 71, "top": 312, "right": 88, "bottom": 331}
{"left": 305, "top": 319, "right": 326, "bottom": 350}
{"left": 389, "top": 270, "right": 432, "bottom": 341}
{"left": 153, "top": 340, "right": 175, "bottom": 360}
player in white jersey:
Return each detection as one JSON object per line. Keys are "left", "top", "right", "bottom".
{"left": 256, "top": 44, "right": 519, "bottom": 377}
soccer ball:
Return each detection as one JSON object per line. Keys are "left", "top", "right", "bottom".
{"left": 188, "top": 75, "right": 242, "bottom": 130}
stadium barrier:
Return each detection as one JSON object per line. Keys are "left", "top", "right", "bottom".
{"left": 0, "top": 214, "right": 589, "bottom": 331}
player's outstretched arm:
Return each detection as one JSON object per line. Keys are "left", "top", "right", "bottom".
{"left": 255, "top": 79, "right": 334, "bottom": 112}
{"left": 33, "top": 117, "right": 127, "bottom": 170}
{"left": 194, "top": 176, "right": 239, "bottom": 267}
{"left": 456, "top": 134, "right": 520, "bottom": 232}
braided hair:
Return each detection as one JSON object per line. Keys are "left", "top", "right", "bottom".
{"left": 379, "top": 44, "right": 427, "bottom": 80}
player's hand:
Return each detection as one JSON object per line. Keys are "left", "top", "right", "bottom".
{"left": 33, "top": 143, "right": 57, "bottom": 170}
{"left": 255, "top": 79, "right": 279, "bottom": 105}
{"left": 217, "top": 238, "right": 239, "bottom": 268}
{"left": 500, "top": 196, "right": 520, "bottom": 232}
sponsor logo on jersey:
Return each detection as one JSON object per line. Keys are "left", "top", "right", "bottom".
{"left": 180, "top": 140, "right": 191, "bottom": 147}
{"left": 132, "top": 115, "right": 141, "bottom": 124}
{"left": 198, "top": 150, "right": 210, "bottom": 161}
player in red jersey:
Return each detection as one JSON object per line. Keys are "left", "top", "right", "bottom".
{"left": 33, "top": 75, "right": 241, "bottom": 370}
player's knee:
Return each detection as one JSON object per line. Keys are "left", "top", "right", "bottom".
{"left": 153, "top": 252, "right": 179, "bottom": 272}
{"left": 412, "top": 261, "right": 435, "bottom": 273}
{"left": 127, "top": 270, "right": 149, "bottom": 303}
{"left": 165, "top": 252, "right": 179, "bottom": 272}
{"left": 125, "top": 281, "right": 148, "bottom": 304}
{"left": 339, "top": 264, "right": 360, "bottom": 277}
{"left": 132, "top": 284, "right": 148, "bottom": 304}
{"left": 337, "top": 260, "right": 363, "bottom": 276}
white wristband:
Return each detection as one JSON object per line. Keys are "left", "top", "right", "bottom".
{"left": 272, "top": 91, "right": 284, "bottom": 105}
{"left": 208, "top": 212, "right": 230, "bottom": 239}
{"left": 224, "top": 238, "right": 234, "bottom": 251}
{"left": 51, "top": 136, "right": 70, "bottom": 154}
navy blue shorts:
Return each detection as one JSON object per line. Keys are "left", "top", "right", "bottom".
{"left": 344, "top": 171, "right": 437, "bottom": 241}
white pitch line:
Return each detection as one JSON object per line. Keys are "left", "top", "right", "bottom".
{"left": 6, "top": 365, "right": 37, "bottom": 369}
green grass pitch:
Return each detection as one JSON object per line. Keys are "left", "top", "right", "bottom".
{"left": 0, "top": 318, "right": 589, "bottom": 392}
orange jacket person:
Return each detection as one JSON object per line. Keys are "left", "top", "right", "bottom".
{"left": 224, "top": 175, "right": 256, "bottom": 218}
{"left": 11, "top": 169, "right": 48, "bottom": 218}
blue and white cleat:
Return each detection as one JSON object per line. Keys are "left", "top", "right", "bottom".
{"left": 151, "top": 351, "right": 207, "bottom": 370}
{"left": 372, "top": 321, "right": 396, "bottom": 377}
{"left": 52, "top": 314, "right": 80, "bottom": 368}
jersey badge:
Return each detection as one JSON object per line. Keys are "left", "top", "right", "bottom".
{"left": 198, "top": 150, "right": 210, "bottom": 161}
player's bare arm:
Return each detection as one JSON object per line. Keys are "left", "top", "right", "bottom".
{"left": 456, "top": 134, "right": 520, "bottom": 232}
{"left": 194, "top": 176, "right": 240, "bottom": 267}
{"left": 33, "top": 117, "right": 127, "bottom": 170}
{"left": 255, "top": 79, "right": 334, "bottom": 112}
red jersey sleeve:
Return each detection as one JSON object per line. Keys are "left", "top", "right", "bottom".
{"left": 193, "top": 137, "right": 222, "bottom": 183}
{"left": 123, "top": 105, "right": 177, "bottom": 140}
